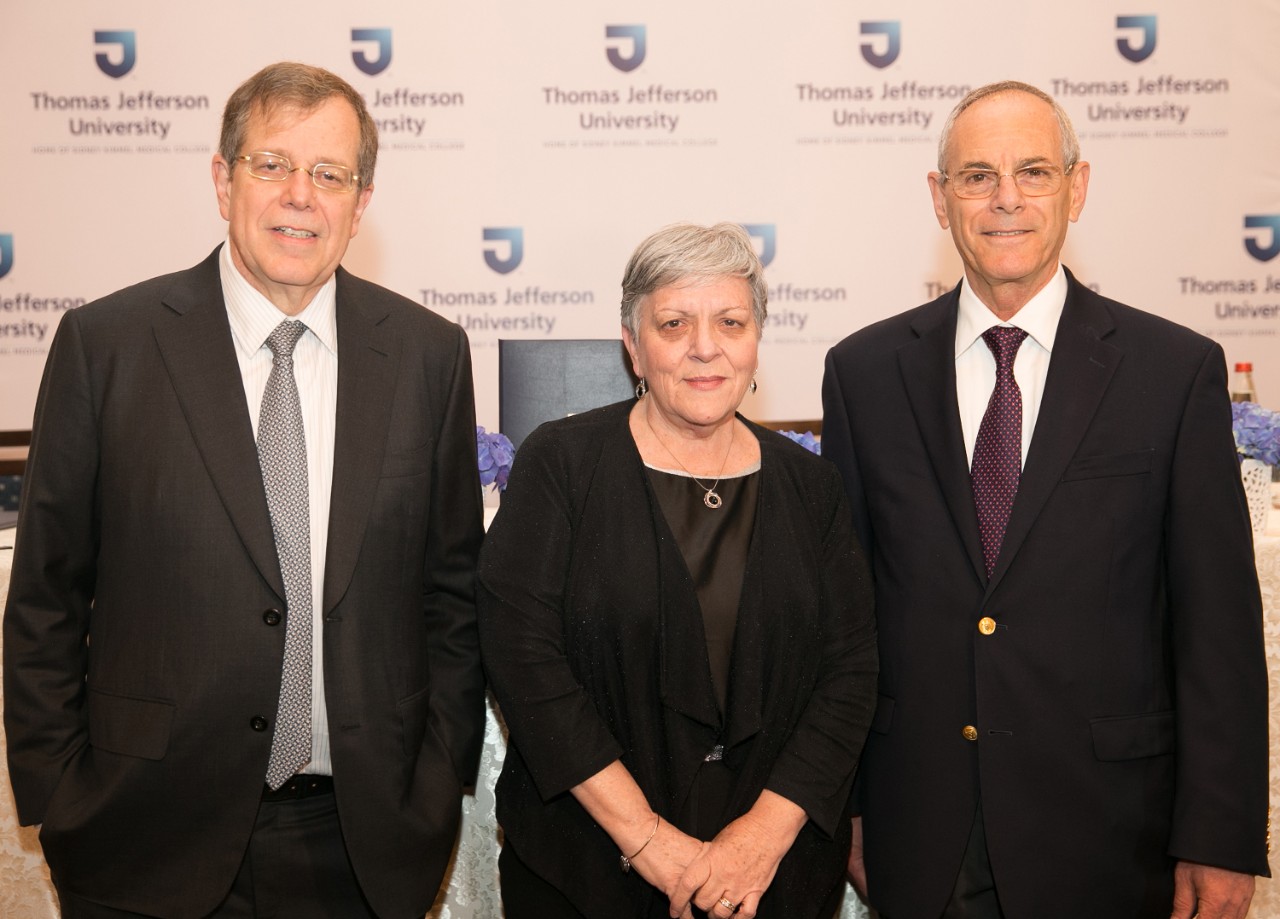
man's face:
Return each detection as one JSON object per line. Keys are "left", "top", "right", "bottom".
{"left": 212, "top": 96, "right": 372, "bottom": 316}
{"left": 927, "top": 91, "right": 1089, "bottom": 313}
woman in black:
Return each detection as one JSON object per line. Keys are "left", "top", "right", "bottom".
{"left": 478, "top": 222, "right": 877, "bottom": 919}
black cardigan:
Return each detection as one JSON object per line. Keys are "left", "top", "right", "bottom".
{"left": 477, "top": 400, "right": 877, "bottom": 918}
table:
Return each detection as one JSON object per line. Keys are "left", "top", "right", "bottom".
{"left": 0, "top": 445, "right": 29, "bottom": 476}
{"left": 1, "top": 523, "right": 1276, "bottom": 917}
{"left": 0, "top": 526, "right": 58, "bottom": 918}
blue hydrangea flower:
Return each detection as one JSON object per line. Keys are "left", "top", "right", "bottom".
{"left": 476, "top": 426, "right": 516, "bottom": 491}
{"left": 778, "top": 430, "right": 821, "bottom": 456}
{"left": 1231, "top": 401, "right": 1280, "bottom": 466}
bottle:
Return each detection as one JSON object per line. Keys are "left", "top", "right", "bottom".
{"left": 1231, "top": 362, "right": 1257, "bottom": 403}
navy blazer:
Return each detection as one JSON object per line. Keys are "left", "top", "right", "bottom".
{"left": 4, "top": 247, "right": 485, "bottom": 918}
{"left": 822, "top": 269, "right": 1269, "bottom": 919}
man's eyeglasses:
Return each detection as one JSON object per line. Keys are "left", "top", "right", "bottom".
{"left": 940, "top": 163, "right": 1075, "bottom": 199}
{"left": 234, "top": 152, "right": 360, "bottom": 193}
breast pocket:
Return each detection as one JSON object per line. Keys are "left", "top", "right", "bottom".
{"left": 1061, "top": 449, "right": 1154, "bottom": 482}
{"left": 381, "top": 445, "right": 430, "bottom": 479}
{"left": 1053, "top": 449, "right": 1155, "bottom": 538}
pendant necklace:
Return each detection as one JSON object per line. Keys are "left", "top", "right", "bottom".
{"left": 647, "top": 409, "right": 735, "bottom": 509}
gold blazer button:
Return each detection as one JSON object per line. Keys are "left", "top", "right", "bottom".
{"left": 962, "top": 725, "right": 979, "bottom": 742}
{"left": 978, "top": 617, "right": 997, "bottom": 635}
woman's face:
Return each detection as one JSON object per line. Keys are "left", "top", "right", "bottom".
{"left": 622, "top": 275, "right": 759, "bottom": 432}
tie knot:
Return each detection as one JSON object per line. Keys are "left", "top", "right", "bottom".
{"left": 982, "top": 326, "right": 1028, "bottom": 368}
{"left": 265, "top": 321, "right": 307, "bottom": 360}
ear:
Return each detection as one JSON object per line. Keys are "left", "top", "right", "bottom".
{"left": 621, "top": 325, "right": 644, "bottom": 379}
{"left": 1067, "top": 161, "right": 1090, "bottom": 223}
{"left": 347, "top": 183, "right": 375, "bottom": 239}
{"left": 212, "top": 155, "right": 232, "bottom": 221}
{"left": 927, "top": 172, "right": 950, "bottom": 229}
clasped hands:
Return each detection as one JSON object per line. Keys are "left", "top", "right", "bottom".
{"left": 629, "top": 791, "right": 805, "bottom": 919}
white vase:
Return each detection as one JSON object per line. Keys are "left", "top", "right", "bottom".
{"left": 1241, "top": 458, "right": 1271, "bottom": 536}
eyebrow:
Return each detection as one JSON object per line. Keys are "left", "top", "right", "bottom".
{"left": 650, "top": 302, "right": 753, "bottom": 319}
{"left": 652, "top": 305, "right": 752, "bottom": 316}
{"left": 259, "top": 149, "right": 354, "bottom": 168}
{"left": 956, "top": 155, "right": 1055, "bottom": 172}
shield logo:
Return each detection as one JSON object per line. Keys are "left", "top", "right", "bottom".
{"left": 1115, "top": 15, "right": 1157, "bottom": 63}
{"left": 606, "top": 25, "right": 647, "bottom": 73}
{"left": 352, "top": 28, "right": 393, "bottom": 76}
{"left": 483, "top": 228, "right": 524, "bottom": 274}
{"left": 94, "top": 30, "right": 137, "bottom": 79}
{"left": 1245, "top": 216, "right": 1280, "bottom": 263}
{"left": 860, "top": 21, "right": 900, "bottom": 69}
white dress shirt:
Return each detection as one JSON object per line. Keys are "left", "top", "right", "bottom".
{"left": 955, "top": 265, "right": 1068, "bottom": 469}
{"left": 220, "top": 241, "right": 338, "bottom": 776}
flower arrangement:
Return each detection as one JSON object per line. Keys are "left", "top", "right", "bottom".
{"left": 476, "top": 427, "right": 821, "bottom": 493}
{"left": 476, "top": 427, "right": 515, "bottom": 492}
{"left": 778, "top": 430, "right": 821, "bottom": 456}
{"left": 1231, "top": 401, "right": 1280, "bottom": 465}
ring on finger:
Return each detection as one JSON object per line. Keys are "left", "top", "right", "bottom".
{"left": 718, "top": 896, "right": 738, "bottom": 913}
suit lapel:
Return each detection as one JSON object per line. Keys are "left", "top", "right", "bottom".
{"left": 152, "top": 248, "right": 284, "bottom": 599}
{"left": 323, "top": 270, "right": 398, "bottom": 615}
{"left": 988, "top": 273, "right": 1120, "bottom": 590}
{"left": 898, "top": 291, "right": 987, "bottom": 583}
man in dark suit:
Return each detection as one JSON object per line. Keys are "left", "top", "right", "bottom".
{"left": 822, "top": 80, "right": 1269, "bottom": 919}
{"left": 3, "top": 62, "right": 484, "bottom": 918}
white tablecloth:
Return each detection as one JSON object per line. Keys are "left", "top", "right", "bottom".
{"left": 1, "top": 522, "right": 1275, "bottom": 917}
{"left": 0, "top": 526, "right": 59, "bottom": 919}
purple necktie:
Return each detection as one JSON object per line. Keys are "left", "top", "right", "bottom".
{"left": 972, "top": 326, "right": 1028, "bottom": 578}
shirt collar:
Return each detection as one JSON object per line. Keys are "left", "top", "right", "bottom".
{"left": 219, "top": 240, "right": 338, "bottom": 359}
{"left": 955, "top": 264, "right": 1067, "bottom": 358}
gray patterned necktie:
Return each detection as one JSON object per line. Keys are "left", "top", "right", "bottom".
{"left": 258, "top": 320, "right": 313, "bottom": 789}
{"left": 971, "top": 326, "right": 1028, "bottom": 579}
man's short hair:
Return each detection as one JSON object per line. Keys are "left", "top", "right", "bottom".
{"left": 936, "top": 80, "right": 1080, "bottom": 174}
{"left": 220, "top": 61, "right": 378, "bottom": 189}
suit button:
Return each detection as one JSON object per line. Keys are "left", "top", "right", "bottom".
{"left": 978, "top": 616, "right": 997, "bottom": 635}
{"left": 263, "top": 609, "right": 282, "bottom": 626}
{"left": 962, "top": 725, "right": 979, "bottom": 742}
{"left": 250, "top": 716, "right": 269, "bottom": 732}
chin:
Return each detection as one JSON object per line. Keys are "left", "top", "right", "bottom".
{"left": 686, "top": 408, "right": 739, "bottom": 428}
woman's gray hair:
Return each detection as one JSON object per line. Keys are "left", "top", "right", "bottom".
{"left": 936, "top": 80, "right": 1080, "bottom": 174}
{"left": 620, "top": 222, "right": 768, "bottom": 338}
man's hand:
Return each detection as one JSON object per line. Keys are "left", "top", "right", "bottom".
{"left": 848, "top": 815, "right": 867, "bottom": 898}
{"left": 1171, "top": 861, "right": 1254, "bottom": 919}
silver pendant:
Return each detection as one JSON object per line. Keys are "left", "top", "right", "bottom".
{"left": 703, "top": 489, "right": 722, "bottom": 509}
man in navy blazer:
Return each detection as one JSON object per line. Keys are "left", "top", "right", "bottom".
{"left": 822, "top": 80, "right": 1268, "bottom": 919}
{"left": 3, "top": 62, "right": 484, "bottom": 917}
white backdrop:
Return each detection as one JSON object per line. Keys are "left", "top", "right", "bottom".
{"left": 3, "top": 1, "right": 1280, "bottom": 434}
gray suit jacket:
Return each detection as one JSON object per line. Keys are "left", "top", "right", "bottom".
{"left": 3, "top": 247, "right": 485, "bottom": 918}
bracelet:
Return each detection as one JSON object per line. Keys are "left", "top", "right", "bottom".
{"left": 619, "top": 815, "right": 660, "bottom": 873}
